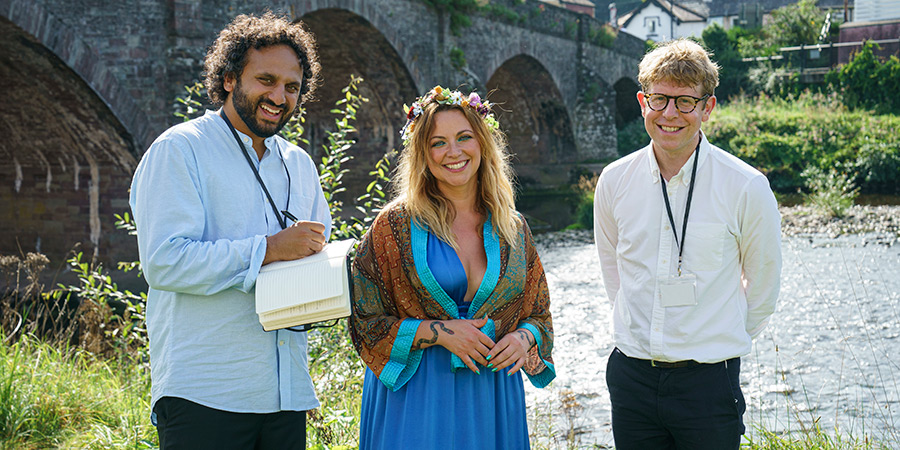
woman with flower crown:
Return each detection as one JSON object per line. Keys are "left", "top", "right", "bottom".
{"left": 349, "top": 86, "right": 555, "bottom": 449}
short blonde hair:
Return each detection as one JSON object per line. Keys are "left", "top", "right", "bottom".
{"left": 638, "top": 39, "right": 719, "bottom": 96}
{"left": 391, "top": 102, "right": 519, "bottom": 249}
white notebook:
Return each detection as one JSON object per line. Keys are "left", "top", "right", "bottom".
{"left": 255, "top": 239, "right": 356, "bottom": 331}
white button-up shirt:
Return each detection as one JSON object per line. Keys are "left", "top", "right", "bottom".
{"left": 594, "top": 134, "right": 781, "bottom": 363}
{"left": 130, "top": 110, "right": 331, "bottom": 412}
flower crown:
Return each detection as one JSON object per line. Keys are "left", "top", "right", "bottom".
{"left": 400, "top": 86, "right": 499, "bottom": 146}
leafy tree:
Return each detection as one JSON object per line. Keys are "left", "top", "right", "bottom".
{"left": 702, "top": 23, "right": 748, "bottom": 102}
{"left": 734, "top": 0, "right": 833, "bottom": 57}
{"left": 766, "top": 0, "right": 829, "bottom": 49}
{"left": 827, "top": 41, "right": 900, "bottom": 114}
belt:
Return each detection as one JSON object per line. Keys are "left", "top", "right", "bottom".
{"left": 649, "top": 359, "right": 701, "bottom": 369}
{"left": 615, "top": 348, "right": 720, "bottom": 369}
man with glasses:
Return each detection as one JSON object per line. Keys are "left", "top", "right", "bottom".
{"left": 593, "top": 39, "right": 782, "bottom": 449}
{"left": 130, "top": 12, "right": 330, "bottom": 449}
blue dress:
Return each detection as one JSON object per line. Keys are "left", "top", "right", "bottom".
{"left": 358, "top": 233, "right": 530, "bottom": 449}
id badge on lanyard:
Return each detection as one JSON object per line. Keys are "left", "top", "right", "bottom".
{"left": 659, "top": 141, "right": 700, "bottom": 308}
{"left": 659, "top": 272, "right": 697, "bottom": 307}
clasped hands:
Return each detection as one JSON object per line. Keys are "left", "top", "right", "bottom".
{"left": 415, "top": 318, "right": 535, "bottom": 376}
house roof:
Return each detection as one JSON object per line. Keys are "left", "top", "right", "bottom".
{"left": 707, "top": 0, "right": 851, "bottom": 17}
{"left": 618, "top": 0, "right": 709, "bottom": 28}
{"left": 560, "top": 0, "right": 596, "bottom": 7}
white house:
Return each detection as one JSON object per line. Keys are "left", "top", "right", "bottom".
{"left": 618, "top": 0, "right": 856, "bottom": 42}
{"left": 617, "top": 0, "right": 709, "bottom": 41}
{"left": 854, "top": 0, "right": 900, "bottom": 22}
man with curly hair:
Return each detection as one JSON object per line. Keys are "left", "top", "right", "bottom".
{"left": 130, "top": 12, "right": 330, "bottom": 449}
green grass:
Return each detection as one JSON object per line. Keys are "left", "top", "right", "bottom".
{"left": 1, "top": 328, "right": 891, "bottom": 449}
{"left": 744, "top": 427, "right": 884, "bottom": 449}
{"left": 0, "top": 333, "right": 154, "bottom": 449}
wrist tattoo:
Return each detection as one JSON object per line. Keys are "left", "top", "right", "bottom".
{"left": 413, "top": 321, "right": 454, "bottom": 349}
{"left": 517, "top": 329, "right": 535, "bottom": 348}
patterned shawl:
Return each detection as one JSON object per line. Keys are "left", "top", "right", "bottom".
{"left": 349, "top": 203, "right": 555, "bottom": 391}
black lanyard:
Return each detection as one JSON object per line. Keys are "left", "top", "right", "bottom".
{"left": 220, "top": 112, "right": 292, "bottom": 230}
{"left": 660, "top": 141, "right": 699, "bottom": 277}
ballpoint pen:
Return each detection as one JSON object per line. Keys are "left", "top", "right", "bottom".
{"left": 281, "top": 210, "right": 299, "bottom": 223}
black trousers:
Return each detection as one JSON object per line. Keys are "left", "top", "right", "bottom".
{"left": 606, "top": 348, "right": 745, "bottom": 450}
{"left": 152, "top": 397, "right": 307, "bottom": 450}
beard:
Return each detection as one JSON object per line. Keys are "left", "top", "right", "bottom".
{"left": 231, "top": 78, "right": 294, "bottom": 139}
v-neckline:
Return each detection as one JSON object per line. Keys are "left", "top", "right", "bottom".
{"left": 411, "top": 218, "right": 501, "bottom": 319}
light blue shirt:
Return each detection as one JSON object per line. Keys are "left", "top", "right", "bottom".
{"left": 130, "top": 110, "right": 332, "bottom": 413}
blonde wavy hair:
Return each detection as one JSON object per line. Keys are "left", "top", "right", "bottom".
{"left": 638, "top": 38, "right": 720, "bottom": 96}
{"left": 390, "top": 102, "right": 519, "bottom": 249}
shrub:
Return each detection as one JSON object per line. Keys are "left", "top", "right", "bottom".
{"left": 828, "top": 41, "right": 900, "bottom": 114}
{"left": 422, "top": 0, "right": 479, "bottom": 35}
{"left": 617, "top": 118, "right": 649, "bottom": 157}
{"left": 588, "top": 24, "right": 616, "bottom": 48}
{"left": 449, "top": 46, "right": 466, "bottom": 70}
{"left": 854, "top": 142, "right": 900, "bottom": 194}
{"left": 567, "top": 175, "right": 598, "bottom": 230}
{"left": 705, "top": 91, "right": 900, "bottom": 194}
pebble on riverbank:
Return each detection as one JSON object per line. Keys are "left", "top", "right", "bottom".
{"left": 534, "top": 205, "right": 900, "bottom": 248}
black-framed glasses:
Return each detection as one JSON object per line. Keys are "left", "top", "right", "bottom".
{"left": 644, "top": 93, "right": 710, "bottom": 113}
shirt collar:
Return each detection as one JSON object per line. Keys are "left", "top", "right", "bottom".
{"left": 212, "top": 109, "right": 277, "bottom": 161}
{"left": 645, "top": 131, "right": 709, "bottom": 185}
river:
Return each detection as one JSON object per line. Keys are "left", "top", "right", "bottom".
{"left": 524, "top": 231, "right": 900, "bottom": 449}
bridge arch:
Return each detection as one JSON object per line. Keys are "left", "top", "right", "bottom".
{"left": 297, "top": 7, "right": 419, "bottom": 201}
{"left": 0, "top": 15, "right": 138, "bottom": 266}
{"left": 614, "top": 77, "right": 642, "bottom": 129}
{"left": 485, "top": 54, "right": 575, "bottom": 188}
{"left": 476, "top": 34, "right": 579, "bottom": 111}
{"left": 1, "top": 0, "right": 152, "bottom": 154}
{"left": 289, "top": 0, "right": 431, "bottom": 90}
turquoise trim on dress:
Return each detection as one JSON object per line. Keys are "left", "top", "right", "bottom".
{"left": 411, "top": 221, "right": 460, "bottom": 319}
{"left": 467, "top": 218, "right": 501, "bottom": 319}
{"left": 379, "top": 318, "right": 424, "bottom": 391}
{"left": 518, "top": 323, "right": 542, "bottom": 351}
{"left": 524, "top": 363, "right": 556, "bottom": 389}
{"left": 518, "top": 322, "right": 556, "bottom": 388}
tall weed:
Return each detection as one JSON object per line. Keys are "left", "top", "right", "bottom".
{"left": 801, "top": 166, "right": 859, "bottom": 218}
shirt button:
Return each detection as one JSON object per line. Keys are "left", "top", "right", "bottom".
{"left": 279, "top": 340, "right": 285, "bottom": 346}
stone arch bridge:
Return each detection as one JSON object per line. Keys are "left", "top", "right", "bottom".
{"left": 0, "top": 0, "right": 643, "bottom": 274}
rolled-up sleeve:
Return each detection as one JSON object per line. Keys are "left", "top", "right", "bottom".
{"left": 130, "top": 136, "right": 267, "bottom": 296}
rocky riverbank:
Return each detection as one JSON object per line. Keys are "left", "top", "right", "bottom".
{"left": 779, "top": 204, "right": 900, "bottom": 238}
{"left": 534, "top": 205, "right": 900, "bottom": 247}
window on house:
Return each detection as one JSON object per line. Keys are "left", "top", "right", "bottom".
{"left": 645, "top": 16, "right": 659, "bottom": 33}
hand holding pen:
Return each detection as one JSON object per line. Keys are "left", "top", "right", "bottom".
{"left": 262, "top": 210, "right": 327, "bottom": 265}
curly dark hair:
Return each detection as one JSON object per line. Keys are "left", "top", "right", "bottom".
{"left": 203, "top": 11, "right": 321, "bottom": 110}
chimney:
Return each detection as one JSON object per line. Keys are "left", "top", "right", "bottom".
{"left": 609, "top": 2, "right": 617, "bottom": 26}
